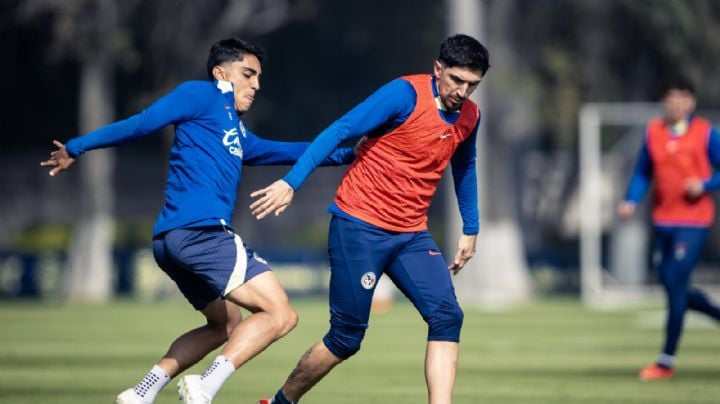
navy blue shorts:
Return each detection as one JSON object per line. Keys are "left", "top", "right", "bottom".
{"left": 153, "top": 227, "right": 271, "bottom": 310}
{"left": 327, "top": 215, "right": 458, "bottom": 331}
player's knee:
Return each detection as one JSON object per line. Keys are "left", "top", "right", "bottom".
{"left": 323, "top": 324, "right": 366, "bottom": 360}
{"left": 427, "top": 297, "right": 464, "bottom": 342}
{"left": 270, "top": 305, "right": 298, "bottom": 338}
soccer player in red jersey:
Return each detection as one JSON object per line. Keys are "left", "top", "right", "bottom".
{"left": 619, "top": 77, "right": 720, "bottom": 380}
{"left": 252, "top": 34, "right": 489, "bottom": 403}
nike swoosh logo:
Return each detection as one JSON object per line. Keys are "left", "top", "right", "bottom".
{"left": 439, "top": 133, "right": 452, "bottom": 139}
{"left": 428, "top": 250, "right": 442, "bottom": 256}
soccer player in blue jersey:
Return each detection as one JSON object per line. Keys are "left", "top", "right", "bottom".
{"left": 618, "top": 77, "right": 720, "bottom": 380}
{"left": 252, "top": 34, "right": 489, "bottom": 404}
{"left": 41, "top": 38, "right": 354, "bottom": 404}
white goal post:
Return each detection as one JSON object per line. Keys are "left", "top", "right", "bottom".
{"left": 579, "top": 103, "right": 659, "bottom": 307}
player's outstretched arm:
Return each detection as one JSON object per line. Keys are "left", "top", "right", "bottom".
{"left": 40, "top": 140, "right": 75, "bottom": 177}
{"left": 250, "top": 179, "right": 295, "bottom": 219}
{"left": 449, "top": 234, "right": 477, "bottom": 275}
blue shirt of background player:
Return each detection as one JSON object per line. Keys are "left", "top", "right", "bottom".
{"left": 65, "top": 80, "right": 354, "bottom": 236}
{"left": 282, "top": 77, "right": 481, "bottom": 235}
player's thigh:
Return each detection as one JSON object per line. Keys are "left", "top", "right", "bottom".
{"left": 672, "top": 227, "right": 708, "bottom": 267}
{"left": 327, "top": 216, "right": 397, "bottom": 327}
{"left": 224, "top": 270, "right": 291, "bottom": 314}
{"left": 661, "top": 227, "right": 709, "bottom": 286}
{"left": 385, "top": 232, "right": 455, "bottom": 318}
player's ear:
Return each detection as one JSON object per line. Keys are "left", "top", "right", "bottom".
{"left": 212, "top": 65, "right": 226, "bottom": 81}
{"left": 433, "top": 60, "right": 443, "bottom": 78}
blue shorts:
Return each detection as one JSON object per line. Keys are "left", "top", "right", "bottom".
{"left": 153, "top": 226, "right": 271, "bottom": 310}
{"left": 327, "top": 215, "right": 458, "bottom": 331}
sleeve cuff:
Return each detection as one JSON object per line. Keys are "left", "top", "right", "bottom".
{"left": 65, "top": 140, "right": 82, "bottom": 158}
{"left": 282, "top": 174, "right": 301, "bottom": 191}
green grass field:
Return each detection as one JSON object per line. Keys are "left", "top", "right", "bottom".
{"left": 1, "top": 298, "right": 718, "bottom": 403}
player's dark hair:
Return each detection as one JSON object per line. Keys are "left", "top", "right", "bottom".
{"left": 206, "top": 38, "right": 266, "bottom": 80}
{"left": 438, "top": 34, "right": 490, "bottom": 75}
{"left": 660, "top": 75, "right": 695, "bottom": 98}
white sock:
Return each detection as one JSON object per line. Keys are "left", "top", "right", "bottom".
{"left": 199, "top": 355, "right": 236, "bottom": 397}
{"left": 133, "top": 365, "right": 170, "bottom": 402}
{"left": 656, "top": 353, "right": 676, "bottom": 368}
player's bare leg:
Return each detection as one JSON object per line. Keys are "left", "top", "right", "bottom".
{"left": 159, "top": 298, "right": 243, "bottom": 376}
{"left": 116, "top": 299, "right": 242, "bottom": 404}
{"left": 278, "top": 340, "right": 343, "bottom": 401}
{"left": 220, "top": 270, "right": 298, "bottom": 365}
{"left": 425, "top": 341, "right": 459, "bottom": 404}
{"left": 178, "top": 271, "right": 298, "bottom": 403}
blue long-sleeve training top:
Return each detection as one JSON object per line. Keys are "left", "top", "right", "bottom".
{"left": 280, "top": 77, "right": 481, "bottom": 235}
{"left": 65, "top": 80, "right": 354, "bottom": 236}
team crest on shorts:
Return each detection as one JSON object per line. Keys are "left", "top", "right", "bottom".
{"left": 674, "top": 243, "right": 687, "bottom": 261}
{"left": 360, "top": 272, "right": 377, "bottom": 290}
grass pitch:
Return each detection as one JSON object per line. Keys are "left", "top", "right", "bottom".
{"left": 0, "top": 298, "right": 718, "bottom": 403}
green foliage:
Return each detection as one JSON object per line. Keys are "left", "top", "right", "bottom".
{"left": 494, "top": 0, "right": 720, "bottom": 148}
{"left": 9, "top": 224, "right": 72, "bottom": 253}
{"left": 8, "top": 220, "right": 153, "bottom": 252}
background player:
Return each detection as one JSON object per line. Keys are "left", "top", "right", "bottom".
{"left": 41, "top": 38, "right": 354, "bottom": 403}
{"left": 251, "top": 34, "right": 489, "bottom": 404}
{"left": 618, "top": 76, "right": 720, "bottom": 380}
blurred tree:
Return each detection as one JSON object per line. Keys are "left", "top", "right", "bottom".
{"left": 491, "top": 0, "right": 720, "bottom": 265}
{"left": 447, "top": 0, "right": 533, "bottom": 308}
{"left": 501, "top": 0, "right": 720, "bottom": 150}
{"left": 21, "top": 0, "right": 128, "bottom": 302}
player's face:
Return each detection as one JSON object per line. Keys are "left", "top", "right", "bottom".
{"left": 433, "top": 61, "right": 483, "bottom": 111}
{"left": 663, "top": 89, "right": 696, "bottom": 124}
{"left": 213, "top": 54, "right": 262, "bottom": 113}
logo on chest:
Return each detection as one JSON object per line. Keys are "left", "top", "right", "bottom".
{"left": 222, "top": 128, "right": 243, "bottom": 158}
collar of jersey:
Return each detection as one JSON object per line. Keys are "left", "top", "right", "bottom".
{"left": 216, "top": 80, "right": 233, "bottom": 94}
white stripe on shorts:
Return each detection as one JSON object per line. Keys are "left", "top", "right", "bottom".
{"left": 223, "top": 232, "right": 248, "bottom": 296}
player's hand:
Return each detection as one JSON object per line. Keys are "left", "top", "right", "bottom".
{"left": 250, "top": 179, "right": 295, "bottom": 219}
{"left": 40, "top": 140, "right": 75, "bottom": 176}
{"left": 685, "top": 178, "right": 704, "bottom": 199}
{"left": 449, "top": 234, "right": 477, "bottom": 275}
{"left": 617, "top": 201, "right": 636, "bottom": 220}
{"left": 353, "top": 135, "right": 368, "bottom": 155}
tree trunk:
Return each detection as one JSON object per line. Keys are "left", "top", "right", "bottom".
{"left": 445, "top": 0, "right": 532, "bottom": 307}
{"left": 63, "top": 2, "right": 116, "bottom": 302}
